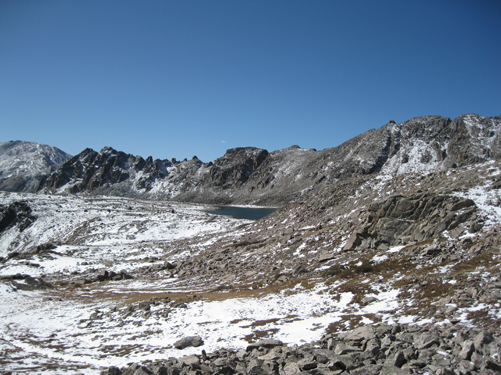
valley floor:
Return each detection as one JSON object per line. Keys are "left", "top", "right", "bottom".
{"left": 1, "top": 161, "right": 501, "bottom": 374}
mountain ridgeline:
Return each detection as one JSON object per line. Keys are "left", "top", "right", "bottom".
{"left": 23, "top": 114, "right": 501, "bottom": 205}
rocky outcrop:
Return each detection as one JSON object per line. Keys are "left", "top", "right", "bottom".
{"left": 2, "top": 274, "right": 54, "bottom": 291}
{"left": 37, "top": 147, "right": 166, "bottom": 194}
{"left": 0, "top": 201, "right": 36, "bottom": 233}
{"left": 203, "top": 147, "right": 269, "bottom": 189}
{"left": 381, "top": 114, "right": 501, "bottom": 174}
{"left": 343, "top": 193, "right": 477, "bottom": 251}
{"left": 101, "top": 324, "right": 501, "bottom": 375}
{"left": 36, "top": 146, "right": 206, "bottom": 198}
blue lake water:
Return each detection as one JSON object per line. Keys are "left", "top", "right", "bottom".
{"left": 208, "top": 206, "right": 276, "bottom": 220}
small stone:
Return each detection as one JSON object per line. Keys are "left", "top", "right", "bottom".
{"left": 178, "top": 355, "right": 200, "bottom": 367}
{"left": 394, "top": 351, "right": 407, "bottom": 368}
{"left": 100, "top": 366, "right": 122, "bottom": 375}
{"left": 365, "top": 338, "right": 381, "bottom": 355}
{"left": 213, "top": 358, "right": 227, "bottom": 367}
{"left": 282, "top": 361, "right": 301, "bottom": 375}
{"left": 334, "top": 342, "right": 362, "bottom": 355}
{"left": 473, "top": 330, "right": 493, "bottom": 350}
{"left": 297, "top": 359, "right": 317, "bottom": 370}
{"left": 483, "top": 359, "right": 501, "bottom": 372}
{"left": 343, "top": 325, "right": 375, "bottom": 341}
{"left": 246, "top": 339, "right": 283, "bottom": 351}
{"left": 362, "top": 296, "right": 378, "bottom": 305}
{"left": 459, "top": 340, "right": 474, "bottom": 360}
{"left": 435, "top": 369, "right": 454, "bottom": 375}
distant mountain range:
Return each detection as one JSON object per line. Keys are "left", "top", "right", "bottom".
{"left": 2, "top": 113, "right": 500, "bottom": 205}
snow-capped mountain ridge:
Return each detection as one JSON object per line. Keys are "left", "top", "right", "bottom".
{"left": 2, "top": 114, "right": 500, "bottom": 205}
{"left": 35, "top": 113, "right": 501, "bottom": 206}
{"left": 0, "top": 141, "right": 71, "bottom": 192}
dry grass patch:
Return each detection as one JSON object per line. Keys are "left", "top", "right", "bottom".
{"left": 322, "top": 253, "right": 415, "bottom": 281}
{"left": 241, "top": 318, "right": 281, "bottom": 328}
{"left": 451, "top": 246, "right": 500, "bottom": 275}
{"left": 325, "top": 314, "right": 382, "bottom": 335}
{"left": 244, "top": 329, "right": 280, "bottom": 343}
{"left": 466, "top": 308, "right": 501, "bottom": 332}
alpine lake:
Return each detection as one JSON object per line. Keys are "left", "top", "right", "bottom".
{"left": 208, "top": 206, "right": 276, "bottom": 221}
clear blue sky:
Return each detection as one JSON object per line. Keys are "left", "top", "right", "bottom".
{"left": 1, "top": 0, "right": 500, "bottom": 162}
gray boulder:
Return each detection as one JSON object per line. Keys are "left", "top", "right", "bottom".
{"left": 174, "top": 336, "right": 204, "bottom": 349}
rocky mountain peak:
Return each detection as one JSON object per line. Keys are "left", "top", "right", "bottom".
{"left": 0, "top": 141, "right": 71, "bottom": 192}
{"left": 380, "top": 113, "right": 501, "bottom": 175}
{"left": 100, "top": 146, "right": 118, "bottom": 155}
{"left": 202, "top": 147, "right": 269, "bottom": 190}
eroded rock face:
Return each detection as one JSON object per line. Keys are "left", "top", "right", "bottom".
{"left": 203, "top": 147, "right": 269, "bottom": 189}
{"left": 37, "top": 147, "right": 166, "bottom": 194}
{"left": 380, "top": 114, "right": 501, "bottom": 175}
{"left": 343, "top": 193, "right": 477, "bottom": 251}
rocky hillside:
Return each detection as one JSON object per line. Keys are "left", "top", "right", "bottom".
{"left": 36, "top": 114, "right": 501, "bottom": 206}
{"left": 0, "top": 140, "right": 71, "bottom": 192}
{"left": 2, "top": 154, "right": 500, "bottom": 374}
{"left": 98, "top": 158, "right": 501, "bottom": 375}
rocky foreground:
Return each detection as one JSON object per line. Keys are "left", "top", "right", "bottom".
{"left": 101, "top": 324, "right": 501, "bottom": 375}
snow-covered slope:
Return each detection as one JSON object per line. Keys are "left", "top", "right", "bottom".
{"left": 0, "top": 141, "right": 71, "bottom": 192}
{"left": 381, "top": 114, "right": 501, "bottom": 175}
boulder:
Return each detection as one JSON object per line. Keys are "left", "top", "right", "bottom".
{"left": 473, "top": 330, "right": 493, "bottom": 350}
{"left": 318, "top": 250, "right": 335, "bottom": 262}
{"left": 343, "top": 325, "right": 376, "bottom": 341}
{"left": 178, "top": 355, "right": 200, "bottom": 367}
{"left": 458, "top": 340, "right": 474, "bottom": 360}
{"left": 174, "top": 336, "right": 204, "bottom": 349}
